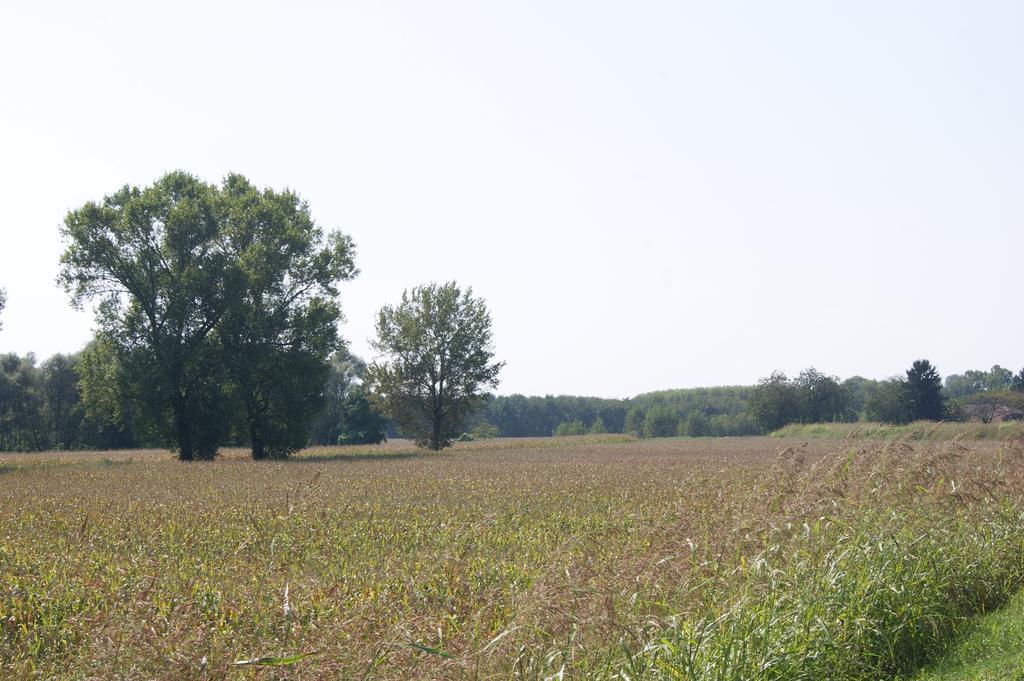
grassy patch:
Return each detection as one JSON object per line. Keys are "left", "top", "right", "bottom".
{"left": 907, "top": 588, "right": 1024, "bottom": 681}
{"left": 771, "top": 420, "right": 1024, "bottom": 441}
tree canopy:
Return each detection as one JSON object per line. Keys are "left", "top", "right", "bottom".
{"left": 367, "top": 282, "right": 503, "bottom": 450}
{"left": 905, "top": 359, "right": 945, "bottom": 421}
{"left": 217, "top": 174, "right": 357, "bottom": 459}
{"left": 59, "top": 171, "right": 356, "bottom": 460}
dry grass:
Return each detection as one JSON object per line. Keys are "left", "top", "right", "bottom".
{"left": 1, "top": 435, "right": 1023, "bottom": 679}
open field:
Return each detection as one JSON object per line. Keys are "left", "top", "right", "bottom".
{"left": 3, "top": 435, "right": 1024, "bottom": 679}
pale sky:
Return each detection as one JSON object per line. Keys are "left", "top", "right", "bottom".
{"left": 1, "top": 1, "right": 1022, "bottom": 397}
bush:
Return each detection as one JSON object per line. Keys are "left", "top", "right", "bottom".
{"left": 682, "top": 411, "right": 711, "bottom": 437}
{"left": 643, "top": 405, "right": 679, "bottom": 438}
{"left": 471, "top": 421, "right": 499, "bottom": 439}
{"left": 554, "top": 420, "right": 586, "bottom": 436}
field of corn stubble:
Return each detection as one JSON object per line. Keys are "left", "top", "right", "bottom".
{"left": 3, "top": 434, "right": 1024, "bottom": 680}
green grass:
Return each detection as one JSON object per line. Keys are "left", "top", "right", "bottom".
{"left": 771, "top": 420, "right": 1024, "bottom": 441}
{"left": 908, "top": 587, "right": 1024, "bottom": 680}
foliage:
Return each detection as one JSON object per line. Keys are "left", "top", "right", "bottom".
{"left": 1012, "top": 368, "right": 1024, "bottom": 393}
{"left": 307, "top": 352, "right": 389, "bottom": 447}
{"left": 481, "top": 394, "right": 630, "bottom": 437}
{"left": 642, "top": 404, "right": 679, "bottom": 438}
{"left": 553, "top": 420, "right": 586, "bottom": 436}
{"left": 841, "top": 375, "right": 883, "bottom": 420}
{"left": 367, "top": 282, "right": 503, "bottom": 450}
{"left": 217, "top": 174, "right": 357, "bottom": 459}
{"left": 795, "top": 367, "right": 848, "bottom": 423}
{"left": 480, "top": 387, "right": 755, "bottom": 439}
{"left": 906, "top": 359, "right": 946, "bottom": 421}
{"left": 748, "top": 368, "right": 852, "bottom": 433}
{"left": 0, "top": 349, "right": 148, "bottom": 452}
{"left": 865, "top": 378, "right": 914, "bottom": 424}
{"left": 624, "top": 404, "right": 645, "bottom": 435}
{"left": 471, "top": 421, "right": 499, "bottom": 439}
{"left": 748, "top": 371, "right": 801, "bottom": 432}
{"left": 333, "top": 387, "right": 388, "bottom": 445}
{"left": 0, "top": 286, "right": 6, "bottom": 330}
{"left": 59, "top": 171, "right": 356, "bottom": 460}
{"left": 59, "top": 172, "right": 239, "bottom": 460}
{"left": 683, "top": 410, "right": 712, "bottom": 436}
{"left": 588, "top": 416, "right": 608, "bottom": 434}
{"left": 945, "top": 365, "right": 1015, "bottom": 400}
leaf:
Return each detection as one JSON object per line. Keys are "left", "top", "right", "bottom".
{"left": 232, "top": 650, "right": 321, "bottom": 666}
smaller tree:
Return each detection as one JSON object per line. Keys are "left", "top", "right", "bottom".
{"left": 905, "top": 359, "right": 945, "bottom": 421}
{"left": 864, "top": 378, "right": 912, "bottom": 424}
{"left": 335, "top": 386, "right": 388, "bottom": 445}
{"left": 643, "top": 405, "right": 679, "bottom": 438}
{"left": 683, "top": 411, "right": 711, "bottom": 437}
{"left": 624, "top": 405, "right": 646, "bottom": 435}
{"left": 554, "top": 420, "right": 586, "bottom": 436}
{"left": 795, "top": 367, "right": 849, "bottom": 423}
{"left": 40, "top": 354, "right": 83, "bottom": 450}
{"left": 984, "top": 365, "right": 1014, "bottom": 392}
{"left": 367, "top": 282, "right": 504, "bottom": 451}
{"left": 1012, "top": 368, "right": 1024, "bottom": 393}
{"left": 471, "top": 420, "right": 500, "bottom": 439}
{"left": 0, "top": 287, "right": 6, "bottom": 330}
{"left": 748, "top": 371, "right": 801, "bottom": 433}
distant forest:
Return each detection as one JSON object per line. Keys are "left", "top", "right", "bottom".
{"left": 2, "top": 344, "right": 1021, "bottom": 452}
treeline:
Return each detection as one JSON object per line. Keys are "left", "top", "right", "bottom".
{"left": 747, "top": 361, "right": 1024, "bottom": 433}
{"left": 474, "top": 362, "right": 1024, "bottom": 441}
{"left": 473, "top": 386, "right": 758, "bottom": 438}
{"left": 0, "top": 352, "right": 139, "bottom": 452}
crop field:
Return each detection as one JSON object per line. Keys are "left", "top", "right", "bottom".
{"left": 3, "top": 435, "right": 1024, "bottom": 680}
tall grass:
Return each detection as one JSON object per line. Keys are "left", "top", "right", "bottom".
{"left": 771, "top": 420, "right": 1024, "bottom": 440}
{"left": 2, "top": 437, "right": 1024, "bottom": 678}
{"left": 613, "top": 440, "right": 1024, "bottom": 680}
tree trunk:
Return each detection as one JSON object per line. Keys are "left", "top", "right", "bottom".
{"left": 252, "top": 432, "right": 266, "bottom": 460}
{"left": 248, "top": 400, "right": 267, "bottom": 460}
{"left": 175, "top": 400, "right": 194, "bottom": 461}
{"left": 430, "top": 400, "right": 443, "bottom": 451}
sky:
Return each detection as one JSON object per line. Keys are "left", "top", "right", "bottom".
{"left": 1, "top": 1, "right": 1022, "bottom": 398}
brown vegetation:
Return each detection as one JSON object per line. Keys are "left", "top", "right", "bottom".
{"left": 1, "top": 435, "right": 1023, "bottom": 679}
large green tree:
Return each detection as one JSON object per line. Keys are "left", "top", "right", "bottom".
{"left": 367, "top": 282, "right": 503, "bottom": 450}
{"left": 60, "top": 172, "right": 236, "bottom": 460}
{"left": 217, "top": 174, "right": 357, "bottom": 459}
{"left": 60, "top": 171, "right": 356, "bottom": 460}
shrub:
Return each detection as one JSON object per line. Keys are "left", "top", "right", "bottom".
{"left": 554, "top": 420, "right": 586, "bottom": 437}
